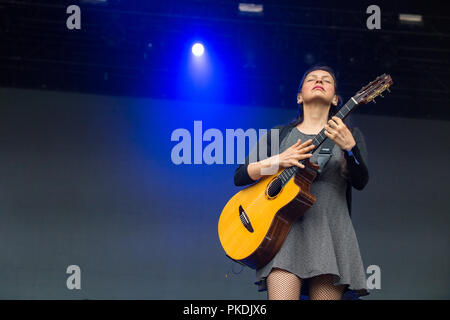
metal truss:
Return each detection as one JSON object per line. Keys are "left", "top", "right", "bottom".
{"left": 0, "top": 0, "right": 449, "bottom": 119}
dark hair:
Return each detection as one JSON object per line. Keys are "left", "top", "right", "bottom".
{"left": 297, "top": 65, "right": 339, "bottom": 94}
{"left": 289, "top": 64, "right": 347, "bottom": 127}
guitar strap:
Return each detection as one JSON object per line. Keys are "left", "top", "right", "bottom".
{"left": 278, "top": 125, "right": 336, "bottom": 174}
{"left": 316, "top": 126, "right": 358, "bottom": 174}
{"left": 316, "top": 138, "right": 336, "bottom": 174}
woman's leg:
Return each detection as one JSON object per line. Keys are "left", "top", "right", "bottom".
{"left": 266, "top": 267, "right": 302, "bottom": 300}
{"left": 309, "top": 274, "right": 346, "bottom": 300}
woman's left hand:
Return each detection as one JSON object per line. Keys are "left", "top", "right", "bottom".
{"left": 324, "top": 116, "right": 356, "bottom": 151}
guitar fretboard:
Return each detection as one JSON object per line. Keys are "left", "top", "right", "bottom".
{"left": 277, "top": 97, "right": 358, "bottom": 185}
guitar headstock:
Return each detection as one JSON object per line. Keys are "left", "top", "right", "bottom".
{"left": 353, "top": 74, "right": 393, "bottom": 104}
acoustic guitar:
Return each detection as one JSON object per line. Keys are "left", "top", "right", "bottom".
{"left": 218, "top": 74, "right": 393, "bottom": 269}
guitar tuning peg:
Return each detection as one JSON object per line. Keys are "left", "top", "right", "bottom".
{"left": 372, "top": 99, "right": 376, "bottom": 104}
{"left": 380, "top": 94, "right": 384, "bottom": 98}
{"left": 387, "top": 88, "right": 391, "bottom": 93}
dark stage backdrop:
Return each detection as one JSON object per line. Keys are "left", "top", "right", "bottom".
{"left": 0, "top": 87, "right": 448, "bottom": 299}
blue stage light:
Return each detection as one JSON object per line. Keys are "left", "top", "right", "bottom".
{"left": 192, "top": 43, "right": 205, "bottom": 57}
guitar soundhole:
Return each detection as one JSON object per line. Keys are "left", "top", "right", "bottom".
{"left": 267, "top": 177, "right": 282, "bottom": 198}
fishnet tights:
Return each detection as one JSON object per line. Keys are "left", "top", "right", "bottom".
{"left": 266, "top": 268, "right": 346, "bottom": 300}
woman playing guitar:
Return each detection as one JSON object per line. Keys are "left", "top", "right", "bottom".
{"left": 233, "top": 65, "right": 370, "bottom": 300}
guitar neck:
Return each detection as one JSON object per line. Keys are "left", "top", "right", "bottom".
{"left": 309, "top": 96, "right": 358, "bottom": 153}
{"left": 279, "top": 96, "right": 359, "bottom": 183}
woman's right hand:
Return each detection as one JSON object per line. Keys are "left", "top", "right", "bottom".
{"left": 277, "top": 138, "right": 315, "bottom": 169}
{"left": 247, "top": 138, "right": 315, "bottom": 181}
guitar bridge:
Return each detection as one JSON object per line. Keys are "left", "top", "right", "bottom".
{"left": 239, "top": 205, "right": 254, "bottom": 233}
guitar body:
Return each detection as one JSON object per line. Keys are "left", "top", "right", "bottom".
{"left": 218, "top": 160, "right": 319, "bottom": 269}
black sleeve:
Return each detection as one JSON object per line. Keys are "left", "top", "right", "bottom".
{"left": 234, "top": 126, "right": 280, "bottom": 187}
{"left": 234, "top": 160, "right": 257, "bottom": 186}
{"left": 343, "top": 127, "right": 369, "bottom": 190}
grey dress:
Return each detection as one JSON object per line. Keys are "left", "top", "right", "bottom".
{"left": 254, "top": 126, "right": 369, "bottom": 298}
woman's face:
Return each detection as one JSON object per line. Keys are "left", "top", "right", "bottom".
{"left": 297, "top": 70, "right": 338, "bottom": 106}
